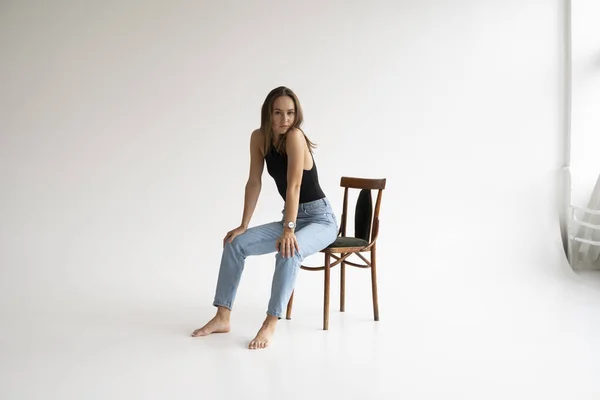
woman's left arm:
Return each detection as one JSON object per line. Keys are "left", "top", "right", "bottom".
{"left": 278, "top": 128, "right": 305, "bottom": 258}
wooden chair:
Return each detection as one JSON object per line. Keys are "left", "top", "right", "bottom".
{"left": 286, "top": 176, "right": 387, "bottom": 330}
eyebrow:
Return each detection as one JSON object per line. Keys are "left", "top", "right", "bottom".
{"left": 274, "top": 108, "right": 295, "bottom": 111}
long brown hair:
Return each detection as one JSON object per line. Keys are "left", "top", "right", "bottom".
{"left": 260, "top": 86, "right": 316, "bottom": 155}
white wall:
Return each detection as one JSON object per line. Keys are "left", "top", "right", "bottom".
{"left": 571, "top": 0, "right": 600, "bottom": 204}
{"left": 0, "top": 1, "right": 566, "bottom": 313}
{"left": 568, "top": 0, "right": 600, "bottom": 268}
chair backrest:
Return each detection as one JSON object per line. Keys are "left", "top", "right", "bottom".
{"left": 355, "top": 189, "right": 373, "bottom": 241}
{"left": 339, "top": 177, "right": 387, "bottom": 243}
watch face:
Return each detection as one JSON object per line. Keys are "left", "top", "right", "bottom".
{"left": 287, "top": 221, "right": 295, "bottom": 228}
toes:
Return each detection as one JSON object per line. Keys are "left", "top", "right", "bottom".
{"left": 249, "top": 339, "right": 266, "bottom": 350}
{"left": 191, "top": 328, "right": 205, "bottom": 337}
{"left": 248, "top": 336, "right": 270, "bottom": 350}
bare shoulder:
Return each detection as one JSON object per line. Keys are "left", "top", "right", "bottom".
{"left": 286, "top": 127, "right": 304, "bottom": 142}
{"left": 250, "top": 129, "right": 265, "bottom": 155}
{"left": 285, "top": 128, "right": 308, "bottom": 163}
{"left": 251, "top": 128, "right": 264, "bottom": 141}
{"left": 287, "top": 128, "right": 308, "bottom": 153}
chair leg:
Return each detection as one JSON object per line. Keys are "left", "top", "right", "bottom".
{"left": 340, "top": 256, "right": 346, "bottom": 312}
{"left": 323, "top": 253, "right": 331, "bottom": 330}
{"left": 370, "top": 246, "right": 379, "bottom": 321}
{"left": 286, "top": 289, "right": 294, "bottom": 320}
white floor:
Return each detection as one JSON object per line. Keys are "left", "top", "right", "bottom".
{"left": 2, "top": 255, "right": 600, "bottom": 399}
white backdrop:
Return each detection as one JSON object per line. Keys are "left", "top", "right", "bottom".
{"left": 3, "top": 2, "right": 600, "bottom": 397}
{"left": 566, "top": 0, "right": 600, "bottom": 269}
{"left": 0, "top": 0, "right": 566, "bottom": 307}
{"left": 571, "top": 0, "right": 600, "bottom": 206}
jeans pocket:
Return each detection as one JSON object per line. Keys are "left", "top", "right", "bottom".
{"left": 303, "top": 206, "right": 329, "bottom": 217}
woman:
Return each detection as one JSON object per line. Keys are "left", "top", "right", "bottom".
{"left": 191, "top": 86, "right": 338, "bottom": 350}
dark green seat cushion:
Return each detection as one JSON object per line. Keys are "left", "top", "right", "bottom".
{"left": 326, "top": 237, "right": 369, "bottom": 249}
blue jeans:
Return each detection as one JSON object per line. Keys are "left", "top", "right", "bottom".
{"left": 213, "top": 197, "right": 339, "bottom": 318}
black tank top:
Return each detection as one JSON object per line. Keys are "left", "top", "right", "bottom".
{"left": 264, "top": 145, "right": 326, "bottom": 204}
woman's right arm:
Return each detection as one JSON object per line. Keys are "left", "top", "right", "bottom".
{"left": 224, "top": 130, "right": 264, "bottom": 246}
{"left": 239, "top": 129, "right": 265, "bottom": 229}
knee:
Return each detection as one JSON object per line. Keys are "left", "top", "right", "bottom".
{"left": 275, "top": 251, "right": 303, "bottom": 264}
{"left": 225, "top": 234, "right": 248, "bottom": 256}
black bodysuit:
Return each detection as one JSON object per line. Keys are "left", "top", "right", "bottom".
{"left": 264, "top": 145, "right": 326, "bottom": 203}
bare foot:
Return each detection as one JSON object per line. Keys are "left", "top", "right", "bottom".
{"left": 191, "top": 315, "right": 231, "bottom": 337}
{"left": 248, "top": 316, "right": 278, "bottom": 350}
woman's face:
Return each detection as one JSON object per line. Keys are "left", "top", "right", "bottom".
{"left": 271, "top": 96, "right": 296, "bottom": 136}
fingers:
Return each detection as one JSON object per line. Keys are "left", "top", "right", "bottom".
{"left": 223, "top": 230, "right": 238, "bottom": 247}
{"left": 289, "top": 238, "right": 299, "bottom": 257}
{"left": 278, "top": 238, "right": 300, "bottom": 258}
{"left": 275, "top": 234, "right": 301, "bottom": 258}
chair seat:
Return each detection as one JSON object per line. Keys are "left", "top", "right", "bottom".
{"left": 322, "top": 236, "right": 369, "bottom": 253}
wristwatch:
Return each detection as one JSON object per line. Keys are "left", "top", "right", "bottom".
{"left": 285, "top": 221, "right": 296, "bottom": 230}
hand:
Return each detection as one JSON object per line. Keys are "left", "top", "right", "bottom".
{"left": 223, "top": 225, "right": 247, "bottom": 248}
{"left": 276, "top": 230, "right": 300, "bottom": 258}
